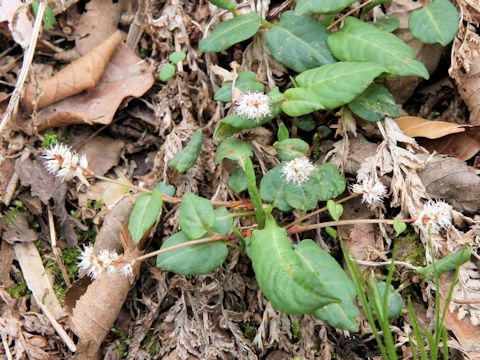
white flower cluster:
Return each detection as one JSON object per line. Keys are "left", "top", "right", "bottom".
{"left": 414, "top": 200, "right": 452, "bottom": 233}
{"left": 351, "top": 174, "right": 387, "bottom": 205}
{"left": 235, "top": 91, "right": 271, "bottom": 121}
{"left": 78, "top": 246, "right": 133, "bottom": 280}
{"left": 43, "top": 143, "right": 89, "bottom": 181}
{"left": 281, "top": 157, "right": 315, "bottom": 186}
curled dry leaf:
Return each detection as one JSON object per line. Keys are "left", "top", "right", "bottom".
{"left": 24, "top": 43, "right": 154, "bottom": 132}
{"left": 0, "top": 0, "right": 33, "bottom": 48}
{"left": 396, "top": 116, "right": 465, "bottom": 139}
{"left": 22, "top": 31, "right": 124, "bottom": 113}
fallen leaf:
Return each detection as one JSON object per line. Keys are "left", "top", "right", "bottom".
{"left": 418, "top": 155, "right": 480, "bottom": 213}
{"left": 26, "top": 44, "right": 154, "bottom": 132}
{"left": 0, "top": 0, "right": 33, "bottom": 48}
{"left": 22, "top": 31, "right": 124, "bottom": 113}
{"left": 419, "top": 129, "right": 480, "bottom": 161}
{"left": 396, "top": 116, "right": 465, "bottom": 139}
{"left": 0, "top": 241, "right": 15, "bottom": 287}
{"left": 2, "top": 213, "right": 37, "bottom": 244}
{"left": 78, "top": 136, "right": 125, "bottom": 176}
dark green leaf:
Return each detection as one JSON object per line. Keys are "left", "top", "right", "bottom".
{"left": 264, "top": 11, "right": 335, "bottom": 73}
{"left": 159, "top": 63, "right": 176, "bottom": 82}
{"left": 295, "top": 0, "right": 356, "bottom": 15}
{"left": 214, "top": 71, "right": 264, "bottom": 102}
{"left": 309, "top": 163, "right": 346, "bottom": 201}
{"left": 327, "top": 17, "right": 429, "bottom": 78}
{"left": 169, "top": 129, "right": 203, "bottom": 173}
{"left": 348, "top": 83, "right": 399, "bottom": 122}
{"left": 408, "top": 0, "right": 459, "bottom": 46}
{"left": 179, "top": 193, "right": 216, "bottom": 239}
{"left": 211, "top": 207, "right": 233, "bottom": 235}
{"left": 284, "top": 181, "right": 318, "bottom": 211}
{"left": 128, "top": 189, "right": 163, "bottom": 244}
{"left": 259, "top": 165, "right": 292, "bottom": 212}
{"left": 375, "top": 282, "right": 404, "bottom": 320}
{"left": 297, "top": 116, "right": 317, "bottom": 131}
{"left": 282, "top": 62, "right": 386, "bottom": 116}
{"left": 274, "top": 138, "right": 309, "bottom": 161}
{"left": 215, "top": 138, "right": 253, "bottom": 167}
{"left": 199, "top": 12, "right": 261, "bottom": 52}
{"left": 156, "top": 232, "right": 228, "bottom": 275}
{"left": 168, "top": 51, "right": 186, "bottom": 65}
{"left": 416, "top": 248, "right": 473, "bottom": 281}
{"left": 228, "top": 167, "right": 248, "bottom": 193}
{"left": 208, "top": 0, "right": 237, "bottom": 11}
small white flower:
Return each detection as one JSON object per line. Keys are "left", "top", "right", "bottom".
{"left": 43, "top": 143, "right": 72, "bottom": 175}
{"left": 351, "top": 176, "right": 387, "bottom": 205}
{"left": 235, "top": 91, "right": 271, "bottom": 121}
{"left": 78, "top": 245, "right": 95, "bottom": 271}
{"left": 87, "top": 259, "right": 104, "bottom": 279}
{"left": 43, "top": 143, "right": 89, "bottom": 182}
{"left": 281, "top": 157, "right": 315, "bottom": 186}
{"left": 414, "top": 200, "right": 452, "bottom": 233}
{"left": 120, "top": 263, "right": 133, "bottom": 278}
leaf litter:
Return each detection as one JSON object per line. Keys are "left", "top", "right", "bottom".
{"left": 1, "top": 0, "right": 480, "bottom": 359}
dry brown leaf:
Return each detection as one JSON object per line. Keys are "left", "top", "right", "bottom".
{"left": 22, "top": 31, "right": 124, "bottom": 113}
{"left": 0, "top": 0, "right": 33, "bottom": 48}
{"left": 419, "top": 129, "right": 480, "bottom": 161}
{"left": 78, "top": 136, "right": 125, "bottom": 176}
{"left": 396, "top": 116, "right": 465, "bottom": 139}
{"left": 25, "top": 44, "right": 154, "bottom": 132}
{"left": 418, "top": 155, "right": 480, "bottom": 213}
{"left": 2, "top": 213, "right": 37, "bottom": 244}
{"left": 0, "top": 241, "right": 15, "bottom": 288}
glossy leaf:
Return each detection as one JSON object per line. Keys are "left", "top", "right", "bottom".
{"left": 249, "top": 214, "right": 340, "bottom": 314}
{"left": 309, "top": 163, "right": 346, "bottom": 201}
{"left": 208, "top": 0, "right": 237, "bottom": 11}
{"left": 294, "top": 240, "right": 359, "bottom": 331}
{"left": 327, "top": 17, "right": 429, "bottom": 79}
{"left": 179, "top": 193, "right": 216, "bottom": 239}
{"left": 159, "top": 63, "right": 176, "bottom": 82}
{"left": 199, "top": 12, "right": 261, "bottom": 52}
{"left": 327, "top": 200, "right": 343, "bottom": 221}
{"left": 416, "top": 247, "right": 472, "bottom": 281}
{"left": 128, "top": 189, "right": 163, "bottom": 244}
{"left": 215, "top": 138, "right": 253, "bottom": 167}
{"left": 228, "top": 167, "right": 248, "bottom": 193}
{"left": 169, "top": 129, "right": 203, "bottom": 173}
{"left": 348, "top": 83, "right": 399, "bottom": 122}
{"left": 211, "top": 207, "right": 233, "bottom": 235}
{"left": 274, "top": 138, "right": 309, "bottom": 161}
{"left": 214, "top": 71, "right": 264, "bottom": 102}
{"left": 282, "top": 62, "right": 386, "bottom": 116}
{"left": 156, "top": 232, "right": 228, "bottom": 275}
{"left": 259, "top": 165, "right": 292, "bottom": 212}
{"left": 295, "top": 0, "right": 356, "bottom": 15}
{"left": 408, "top": 0, "right": 459, "bottom": 46}
{"left": 264, "top": 11, "right": 335, "bottom": 73}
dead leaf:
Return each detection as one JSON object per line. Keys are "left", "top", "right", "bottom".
{"left": 78, "top": 136, "right": 125, "bottom": 176}
{"left": 418, "top": 155, "right": 480, "bottom": 213}
{"left": 419, "top": 130, "right": 480, "bottom": 161}
{"left": 2, "top": 213, "right": 37, "bottom": 244}
{"left": 0, "top": 0, "right": 33, "bottom": 48}
{"left": 0, "top": 241, "right": 15, "bottom": 287}
{"left": 396, "top": 116, "right": 465, "bottom": 139}
{"left": 22, "top": 31, "right": 124, "bottom": 113}
{"left": 25, "top": 44, "right": 154, "bottom": 132}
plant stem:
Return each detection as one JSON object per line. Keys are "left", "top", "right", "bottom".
{"left": 243, "top": 157, "right": 265, "bottom": 228}
{"left": 260, "top": 19, "right": 273, "bottom": 29}
{"left": 286, "top": 193, "right": 359, "bottom": 229}
{"left": 132, "top": 234, "right": 234, "bottom": 263}
{"left": 327, "top": 0, "right": 374, "bottom": 31}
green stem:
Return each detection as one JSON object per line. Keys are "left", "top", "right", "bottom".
{"left": 243, "top": 157, "right": 265, "bottom": 229}
{"left": 260, "top": 19, "right": 273, "bottom": 29}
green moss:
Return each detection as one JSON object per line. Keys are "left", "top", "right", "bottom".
{"left": 6, "top": 279, "right": 31, "bottom": 299}
{"left": 5, "top": 200, "right": 25, "bottom": 225}
{"left": 241, "top": 322, "right": 257, "bottom": 339}
{"left": 111, "top": 328, "right": 129, "bottom": 358}
{"left": 292, "top": 319, "right": 301, "bottom": 342}
{"left": 41, "top": 131, "right": 58, "bottom": 148}
{"left": 141, "top": 331, "right": 161, "bottom": 356}
{"left": 395, "top": 229, "right": 425, "bottom": 266}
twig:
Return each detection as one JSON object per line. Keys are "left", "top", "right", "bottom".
{"left": 36, "top": 301, "right": 76, "bottom": 352}
{"left": 353, "top": 258, "right": 421, "bottom": 271}
{"left": 0, "top": 0, "right": 45, "bottom": 137}
{"left": 47, "top": 207, "right": 72, "bottom": 288}
{"left": 3, "top": 149, "right": 31, "bottom": 206}
{"left": 1, "top": 331, "right": 12, "bottom": 360}
{"left": 327, "top": 0, "right": 374, "bottom": 31}
{"left": 126, "top": 0, "right": 146, "bottom": 50}
{"left": 288, "top": 218, "right": 406, "bottom": 235}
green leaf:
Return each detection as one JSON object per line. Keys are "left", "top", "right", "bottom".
{"left": 215, "top": 138, "right": 253, "bottom": 167}
{"left": 213, "top": 122, "right": 240, "bottom": 141}
{"left": 297, "top": 116, "right": 317, "bottom": 131}
{"left": 228, "top": 167, "right": 248, "bottom": 193}
{"left": 249, "top": 214, "right": 340, "bottom": 314}
{"left": 214, "top": 71, "right": 264, "bottom": 102}
{"left": 294, "top": 239, "right": 359, "bottom": 331}
{"left": 408, "top": 0, "right": 459, "bottom": 46}
{"left": 259, "top": 165, "right": 292, "bottom": 212}
{"left": 274, "top": 138, "right": 309, "bottom": 161}
{"left": 325, "top": 226, "right": 337, "bottom": 239}
{"left": 179, "top": 193, "right": 216, "bottom": 239}
{"left": 168, "top": 51, "right": 186, "bottom": 65}
{"left": 282, "top": 62, "right": 386, "bottom": 116}
{"left": 416, "top": 247, "right": 473, "bottom": 281}
{"left": 375, "top": 282, "right": 404, "bottom": 320}
{"left": 155, "top": 182, "right": 176, "bottom": 197}
{"left": 32, "top": 0, "right": 57, "bottom": 30}
{"left": 211, "top": 207, "right": 233, "bottom": 235}
{"left": 327, "top": 200, "right": 343, "bottom": 221}
{"left": 156, "top": 232, "right": 228, "bottom": 275}
{"left": 348, "top": 83, "right": 399, "bottom": 122}
{"left": 168, "top": 129, "right": 203, "bottom": 173}
{"left": 371, "top": 16, "right": 399, "bottom": 33}
{"left": 295, "top": 0, "right": 356, "bottom": 15}
{"left": 264, "top": 11, "right": 335, "bottom": 73}
{"left": 309, "top": 163, "right": 346, "bottom": 201}
{"left": 208, "top": 0, "right": 237, "bottom": 11}
{"left": 277, "top": 123, "right": 289, "bottom": 141}
{"left": 128, "top": 189, "right": 163, "bottom": 244}
{"left": 284, "top": 181, "right": 318, "bottom": 211}
{"left": 392, "top": 219, "right": 407, "bottom": 236}
{"left": 199, "top": 12, "right": 261, "bottom": 52}
{"left": 327, "top": 17, "right": 429, "bottom": 79}
{"left": 159, "top": 63, "right": 176, "bottom": 82}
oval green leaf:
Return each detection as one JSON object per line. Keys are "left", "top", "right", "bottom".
{"left": 179, "top": 193, "right": 216, "bottom": 239}
{"left": 295, "top": 0, "right": 356, "bottom": 15}
{"left": 168, "top": 51, "right": 186, "bottom": 65}
{"left": 199, "top": 12, "right": 261, "bottom": 52}
{"left": 264, "top": 11, "right": 335, "bottom": 73}
{"left": 214, "top": 71, "right": 264, "bottom": 102}
{"left": 327, "top": 17, "right": 429, "bottom": 79}
{"left": 228, "top": 167, "right": 248, "bottom": 193}
{"left": 274, "top": 138, "right": 310, "bottom": 161}
{"left": 282, "top": 61, "right": 386, "bottom": 116}
{"left": 159, "top": 63, "right": 176, "bottom": 82}
{"left": 169, "top": 129, "right": 203, "bottom": 173}
{"left": 156, "top": 232, "right": 228, "bottom": 275}
{"left": 309, "top": 163, "right": 346, "bottom": 201}
{"left": 215, "top": 138, "right": 253, "bottom": 166}
{"left": 408, "top": 0, "right": 459, "bottom": 46}
{"left": 208, "top": 0, "right": 237, "bottom": 11}
{"left": 128, "top": 189, "right": 163, "bottom": 244}
{"left": 348, "top": 83, "right": 399, "bottom": 122}
{"left": 259, "top": 165, "right": 292, "bottom": 212}
{"left": 211, "top": 207, "right": 233, "bottom": 235}
{"left": 284, "top": 181, "right": 318, "bottom": 211}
